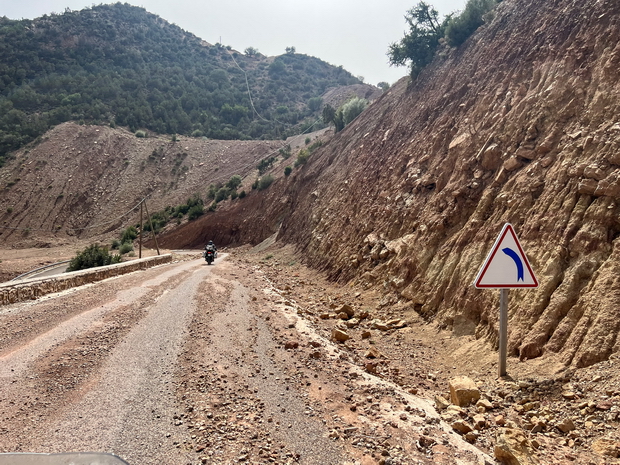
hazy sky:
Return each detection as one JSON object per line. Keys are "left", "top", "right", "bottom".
{"left": 1, "top": 0, "right": 467, "bottom": 86}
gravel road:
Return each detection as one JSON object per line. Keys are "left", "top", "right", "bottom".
{"left": 0, "top": 252, "right": 491, "bottom": 465}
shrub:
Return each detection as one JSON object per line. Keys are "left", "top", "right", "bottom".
{"left": 188, "top": 204, "right": 204, "bottom": 220}
{"left": 257, "top": 174, "right": 274, "bottom": 190}
{"left": 308, "top": 140, "right": 323, "bottom": 153}
{"left": 284, "top": 166, "right": 292, "bottom": 176}
{"left": 119, "top": 242, "right": 133, "bottom": 254}
{"left": 135, "top": 130, "right": 147, "bottom": 138}
{"left": 239, "top": 190, "right": 247, "bottom": 199}
{"left": 67, "top": 244, "right": 121, "bottom": 272}
{"left": 207, "top": 183, "right": 217, "bottom": 199}
{"left": 226, "top": 175, "right": 242, "bottom": 190}
{"left": 208, "top": 201, "right": 217, "bottom": 211}
{"left": 257, "top": 156, "right": 276, "bottom": 175}
{"left": 121, "top": 226, "right": 138, "bottom": 244}
{"left": 111, "top": 239, "right": 120, "bottom": 249}
{"left": 307, "top": 97, "right": 323, "bottom": 112}
{"left": 341, "top": 97, "right": 368, "bottom": 125}
{"left": 387, "top": 2, "right": 448, "bottom": 77}
{"left": 215, "top": 187, "right": 230, "bottom": 202}
{"left": 445, "top": 0, "right": 498, "bottom": 46}
{"left": 279, "top": 145, "right": 292, "bottom": 159}
{"left": 244, "top": 46, "right": 259, "bottom": 56}
{"left": 305, "top": 137, "right": 311, "bottom": 145}
{"left": 294, "top": 149, "right": 309, "bottom": 167}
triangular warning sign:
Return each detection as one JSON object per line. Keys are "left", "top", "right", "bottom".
{"left": 474, "top": 223, "right": 538, "bottom": 288}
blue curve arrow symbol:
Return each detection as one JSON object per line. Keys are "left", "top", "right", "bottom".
{"left": 502, "top": 248, "right": 524, "bottom": 282}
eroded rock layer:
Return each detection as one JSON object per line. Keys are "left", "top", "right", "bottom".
{"left": 158, "top": 0, "right": 620, "bottom": 368}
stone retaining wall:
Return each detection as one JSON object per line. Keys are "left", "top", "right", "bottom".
{"left": 0, "top": 254, "right": 173, "bottom": 306}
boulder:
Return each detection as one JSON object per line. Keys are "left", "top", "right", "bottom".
{"left": 434, "top": 395, "right": 450, "bottom": 410}
{"left": 494, "top": 428, "right": 539, "bottom": 465}
{"left": 452, "top": 420, "right": 473, "bottom": 434}
{"left": 591, "top": 438, "right": 620, "bottom": 458}
{"left": 371, "top": 319, "right": 390, "bottom": 331}
{"left": 331, "top": 328, "right": 350, "bottom": 342}
{"left": 555, "top": 418, "right": 576, "bottom": 433}
{"left": 449, "top": 376, "right": 480, "bottom": 407}
{"left": 337, "top": 304, "right": 355, "bottom": 318}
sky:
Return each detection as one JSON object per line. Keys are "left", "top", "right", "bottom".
{"left": 1, "top": 0, "right": 467, "bottom": 86}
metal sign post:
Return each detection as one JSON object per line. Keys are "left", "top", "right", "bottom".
{"left": 474, "top": 224, "right": 538, "bottom": 378}
{"left": 498, "top": 288, "right": 509, "bottom": 377}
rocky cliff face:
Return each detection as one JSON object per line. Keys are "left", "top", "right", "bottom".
{"left": 180, "top": 0, "right": 620, "bottom": 369}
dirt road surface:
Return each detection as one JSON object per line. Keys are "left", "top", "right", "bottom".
{"left": 0, "top": 252, "right": 491, "bottom": 465}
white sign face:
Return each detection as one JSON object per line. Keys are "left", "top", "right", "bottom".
{"left": 474, "top": 223, "right": 538, "bottom": 288}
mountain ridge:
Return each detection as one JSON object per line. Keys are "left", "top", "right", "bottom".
{"left": 0, "top": 2, "right": 371, "bottom": 159}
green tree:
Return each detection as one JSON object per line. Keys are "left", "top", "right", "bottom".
{"left": 307, "top": 97, "right": 322, "bottom": 112}
{"left": 445, "top": 0, "right": 498, "bottom": 46}
{"left": 387, "top": 2, "right": 449, "bottom": 77}
{"left": 341, "top": 97, "right": 367, "bottom": 125}
{"left": 226, "top": 174, "right": 242, "bottom": 190}
{"left": 244, "top": 46, "right": 259, "bottom": 56}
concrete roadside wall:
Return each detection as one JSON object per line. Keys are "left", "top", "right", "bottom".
{"left": 0, "top": 254, "right": 173, "bottom": 306}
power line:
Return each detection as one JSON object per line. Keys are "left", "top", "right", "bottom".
{"left": 0, "top": 196, "right": 149, "bottom": 233}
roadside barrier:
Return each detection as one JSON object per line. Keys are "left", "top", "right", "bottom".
{"left": 0, "top": 254, "right": 172, "bottom": 306}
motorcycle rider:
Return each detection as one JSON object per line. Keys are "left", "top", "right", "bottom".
{"left": 204, "top": 240, "right": 217, "bottom": 257}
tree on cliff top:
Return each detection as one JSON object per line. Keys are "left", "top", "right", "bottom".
{"left": 387, "top": 2, "right": 449, "bottom": 77}
{"left": 388, "top": 0, "right": 500, "bottom": 77}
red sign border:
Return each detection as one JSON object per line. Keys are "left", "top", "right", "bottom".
{"left": 474, "top": 223, "right": 539, "bottom": 289}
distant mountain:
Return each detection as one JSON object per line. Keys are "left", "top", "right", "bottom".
{"left": 0, "top": 2, "right": 363, "bottom": 162}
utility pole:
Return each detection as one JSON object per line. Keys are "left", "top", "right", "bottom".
{"left": 143, "top": 200, "right": 160, "bottom": 255}
{"left": 139, "top": 202, "right": 143, "bottom": 259}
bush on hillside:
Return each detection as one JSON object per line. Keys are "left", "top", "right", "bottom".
{"left": 121, "top": 226, "right": 138, "bottom": 244}
{"left": 257, "top": 174, "right": 274, "bottom": 190}
{"left": 119, "top": 242, "right": 133, "bottom": 254}
{"left": 341, "top": 97, "right": 368, "bottom": 125}
{"left": 187, "top": 204, "right": 204, "bottom": 220}
{"left": 294, "top": 149, "right": 309, "bottom": 167}
{"left": 445, "top": 0, "right": 499, "bottom": 46}
{"left": 388, "top": 0, "right": 500, "bottom": 77}
{"left": 226, "top": 175, "right": 242, "bottom": 190}
{"left": 67, "top": 244, "right": 121, "bottom": 271}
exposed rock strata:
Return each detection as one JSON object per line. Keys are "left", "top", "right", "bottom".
{"left": 161, "top": 0, "right": 620, "bottom": 368}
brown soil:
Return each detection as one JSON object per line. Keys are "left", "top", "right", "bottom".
{"left": 0, "top": 244, "right": 617, "bottom": 464}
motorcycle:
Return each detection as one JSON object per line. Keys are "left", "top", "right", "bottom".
{"left": 204, "top": 249, "right": 215, "bottom": 265}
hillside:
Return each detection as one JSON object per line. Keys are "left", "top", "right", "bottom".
{"left": 0, "top": 2, "right": 370, "bottom": 160}
{"left": 158, "top": 0, "right": 620, "bottom": 372}
{"left": 1, "top": 0, "right": 620, "bottom": 461}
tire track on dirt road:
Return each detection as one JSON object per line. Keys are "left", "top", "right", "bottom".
{"left": 0, "top": 257, "right": 212, "bottom": 464}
